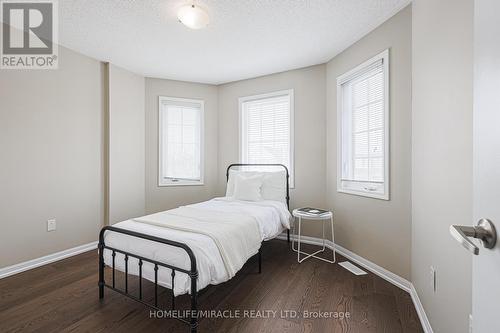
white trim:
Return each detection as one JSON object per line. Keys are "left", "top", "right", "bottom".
{"left": 238, "top": 89, "right": 295, "bottom": 188}
{"left": 0, "top": 241, "right": 98, "bottom": 279}
{"left": 335, "top": 242, "right": 410, "bottom": 292}
{"left": 336, "top": 49, "right": 390, "bottom": 200}
{"left": 277, "top": 233, "right": 409, "bottom": 291}
{"left": 276, "top": 233, "right": 433, "bottom": 333}
{"left": 336, "top": 50, "right": 387, "bottom": 83}
{"left": 158, "top": 96, "right": 205, "bottom": 187}
{"left": 410, "top": 284, "right": 434, "bottom": 333}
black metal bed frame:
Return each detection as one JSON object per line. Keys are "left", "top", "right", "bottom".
{"left": 98, "top": 164, "right": 290, "bottom": 332}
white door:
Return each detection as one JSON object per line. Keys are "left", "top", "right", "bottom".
{"left": 473, "top": 0, "right": 500, "bottom": 331}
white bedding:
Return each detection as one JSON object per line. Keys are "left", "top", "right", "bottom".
{"left": 103, "top": 197, "right": 290, "bottom": 295}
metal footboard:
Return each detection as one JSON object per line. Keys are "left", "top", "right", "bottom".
{"left": 98, "top": 226, "right": 199, "bottom": 332}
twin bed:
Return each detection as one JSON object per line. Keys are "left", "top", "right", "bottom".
{"left": 98, "top": 164, "right": 292, "bottom": 332}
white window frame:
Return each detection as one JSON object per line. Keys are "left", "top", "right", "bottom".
{"left": 238, "top": 89, "right": 295, "bottom": 188}
{"left": 336, "top": 49, "right": 389, "bottom": 200}
{"left": 158, "top": 96, "right": 205, "bottom": 187}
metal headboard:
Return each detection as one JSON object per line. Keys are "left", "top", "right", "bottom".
{"left": 226, "top": 163, "right": 290, "bottom": 209}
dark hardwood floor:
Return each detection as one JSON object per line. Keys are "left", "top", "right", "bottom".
{"left": 0, "top": 240, "right": 423, "bottom": 333}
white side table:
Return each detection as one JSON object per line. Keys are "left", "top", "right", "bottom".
{"left": 292, "top": 208, "right": 335, "bottom": 264}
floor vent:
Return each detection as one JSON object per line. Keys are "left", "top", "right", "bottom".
{"left": 339, "top": 261, "right": 367, "bottom": 276}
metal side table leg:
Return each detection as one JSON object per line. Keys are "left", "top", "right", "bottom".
{"left": 297, "top": 216, "right": 302, "bottom": 262}
{"left": 330, "top": 214, "right": 336, "bottom": 263}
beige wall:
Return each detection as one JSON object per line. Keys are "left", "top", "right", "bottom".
{"left": 108, "top": 64, "right": 145, "bottom": 224}
{"left": 145, "top": 78, "right": 219, "bottom": 214}
{"left": 217, "top": 65, "right": 327, "bottom": 236}
{"left": 0, "top": 46, "right": 105, "bottom": 267}
{"left": 0, "top": 8, "right": 415, "bottom": 287}
{"left": 325, "top": 6, "right": 412, "bottom": 279}
{"left": 411, "top": 0, "right": 473, "bottom": 332}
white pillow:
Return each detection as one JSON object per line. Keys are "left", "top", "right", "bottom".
{"left": 233, "top": 174, "right": 263, "bottom": 201}
{"left": 226, "top": 170, "right": 287, "bottom": 203}
{"left": 260, "top": 170, "right": 287, "bottom": 201}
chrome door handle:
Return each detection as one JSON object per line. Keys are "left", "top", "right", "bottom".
{"left": 450, "top": 219, "right": 497, "bottom": 255}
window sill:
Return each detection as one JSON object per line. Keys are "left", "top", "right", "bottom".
{"left": 158, "top": 181, "right": 204, "bottom": 187}
{"left": 337, "top": 188, "right": 389, "bottom": 201}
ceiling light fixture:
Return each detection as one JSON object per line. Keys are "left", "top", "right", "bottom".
{"left": 177, "top": 4, "right": 209, "bottom": 30}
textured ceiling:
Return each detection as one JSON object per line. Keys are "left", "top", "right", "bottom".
{"left": 59, "top": 0, "right": 410, "bottom": 84}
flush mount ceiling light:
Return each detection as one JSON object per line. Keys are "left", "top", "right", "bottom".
{"left": 177, "top": 4, "right": 209, "bottom": 30}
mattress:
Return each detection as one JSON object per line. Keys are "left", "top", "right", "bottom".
{"left": 102, "top": 197, "right": 291, "bottom": 295}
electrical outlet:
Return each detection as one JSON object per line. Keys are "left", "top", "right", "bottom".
{"left": 47, "top": 219, "right": 56, "bottom": 232}
{"left": 430, "top": 266, "right": 436, "bottom": 293}
{"left": 469, "top": 314, "right": 473, "bottom": 333}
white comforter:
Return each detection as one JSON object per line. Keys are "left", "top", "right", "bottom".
{"left": 103, "top": 197, "right": 290, "bottom": 295}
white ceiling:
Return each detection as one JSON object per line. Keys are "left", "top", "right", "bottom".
{"left": 59, "top": 0, "right": 410, "bottom": 85}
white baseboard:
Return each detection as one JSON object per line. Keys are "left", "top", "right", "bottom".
{"left": 410, "top": 284, "right": 434, "bottom": 333}
{"left": 335, "top": 242, "right": 412, "bottom": 292}
{"left": 276, "top": 233, "right": 411, "bottom": 292}
{"left": 0, "top": 241, "right": 98, "bottom": 279}
{"left": 276, "top": 232, "right": 432, "bottom": 333}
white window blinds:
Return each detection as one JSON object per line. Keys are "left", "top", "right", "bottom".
{"left": 159, "top": 97, "right": 204, "bottom": 185}
{"left": 240, "top": 90, "right": 294, "bottom": 185}
{"left": 349, "top": 64, "right": 384, "bottom": 182}
{"left": 337, "top": 50, "right": 389, "bottom": 199}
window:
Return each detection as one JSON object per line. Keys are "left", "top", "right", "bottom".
{"left": 239, "top": 90, "right": 294, "bottom": 187}
{"left": 159, "top": 96, "right": 204, "bottom": 186}
{"left": 337, "top": 49, "right": 389, "bottom": 199}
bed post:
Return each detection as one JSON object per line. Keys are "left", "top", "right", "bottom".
{"left": 287, "top": 229, "right": 290, "bottom": 243}
{"left": 190, "top": 272, "right": 198, "bottom": 332}
{"left": 98, "top": 229, "right": 105, "bottom": 299}
{"left": 258, "top": 247, "right": 262, "bottom": 274}
{"left": 187, "top": 245, "right": 199, "bottom": 333}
